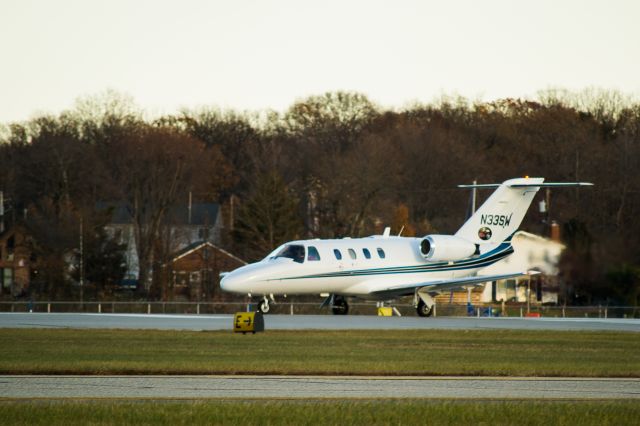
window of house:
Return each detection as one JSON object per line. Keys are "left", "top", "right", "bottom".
{"left": 362, "top": 248, "right": 371, "bottom": 259}
{"left": 377, "top": 248, "right": 386, "bottom": 259}
{"left": 175, "top": 272, "right": 188, "bottom": 286}
{"left": 333, "top": 249, "right": 342, "bottom": 260}
{"left": 1, "top": 268, "right": 12, "bottom": 292}
{"left": 307, "top": 246, "right": 321, "bottom": 261}
{"left": 348, "top": 248, "right": 356, "bottom": 259}
{"left": 6, "top": 236, "right": 14, "bottom": 260}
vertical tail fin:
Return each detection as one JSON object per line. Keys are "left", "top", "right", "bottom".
{"left": 455, "top": 177, "right": 593, "bottom": 244}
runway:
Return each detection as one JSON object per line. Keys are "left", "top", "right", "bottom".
{"left": 0, "top": 312, "right": 639, "bottom": 332}
{"left": 1, "top": 376, "right": 639, "bottom": 399}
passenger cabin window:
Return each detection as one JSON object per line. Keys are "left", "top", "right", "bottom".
{"left": 348, "top": 249, "right": 356, "bottom": 259}
{"left": 333, "top": 249, "right": 342, "bottom": 260}
{"left": 307, "top": 246, "right": 321, "bottom": 261}
{"left": 377, "top": 248, "right": 386, "bottom": 259}
{"left": 362, "top": 248, "right": 371, "bottom": 259}
{"left": 275, "top": 245, "right": 305, "bottom": 263}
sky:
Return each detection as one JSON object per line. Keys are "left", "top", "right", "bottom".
{"left": 1, "top": 0, "right": 639, "bottom": 122}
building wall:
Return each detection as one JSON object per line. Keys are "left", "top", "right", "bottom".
{"left": 433, "top": 231, "right": 564, "bottom": 306}
{"left": 0, "top": 227, "right": 33, "bottom": 297}
{"left": 479, "top": 231, "right": 564, "bottom": 303}
{"left": 106, "top": 208, "right": 223, "bottom": 283}
{"left": 171, "top": 244, "right": 245, "bottom": 301}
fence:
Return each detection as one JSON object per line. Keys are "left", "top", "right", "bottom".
{"left": 0, "top": 301, "right": 638, "bottom": 318}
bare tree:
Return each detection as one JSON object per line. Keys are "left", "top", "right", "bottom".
{"left": 107, "top": 126, "right": 232, "bottom": 295}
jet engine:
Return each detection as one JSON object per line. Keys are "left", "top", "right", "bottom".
{"left": 419, "top": 235, "right": 478, "bottom": 262}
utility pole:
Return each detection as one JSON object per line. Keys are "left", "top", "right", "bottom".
{"left": 79, "top": 216, "right": 84, "bottom": 309}
{"left": 527, "top": 279, "right": 531, "bottom": 314}
{"left": 188, "top": 191, "right": 193, "bottom": 225}
{"left": 0, "top": 191, "right": 4, "bottom": 234}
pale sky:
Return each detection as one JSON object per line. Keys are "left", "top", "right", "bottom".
{"left": 1, "top": 0, "right": 639, "bottom": 122}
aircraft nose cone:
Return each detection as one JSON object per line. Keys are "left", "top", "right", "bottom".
{"left": 220, "top": 266, "right": 255, "bottom": 294}
{"left": 219, "top": 262, "right": 278, "bottom": 294}
{"left": 220, "top": 273, "right": 236, "bottom": 292}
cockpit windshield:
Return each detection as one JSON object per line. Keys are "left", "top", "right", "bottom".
{"left": 274, "top": 244, "right": 305, "bottom": 263}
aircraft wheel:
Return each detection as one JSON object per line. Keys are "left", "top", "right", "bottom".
{"left": 257, "top": 299, "right": 270, "bottom": 314}
{"left": 417, "top": 299, "right": 434, "bottom": 317}
{"left": 331, "top": 297, "right": 349, "bottom": 315}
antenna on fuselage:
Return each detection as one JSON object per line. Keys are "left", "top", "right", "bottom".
{"left": 397, "top": 226, "right": 405, "bottom": 236}
{"left": 382, "top": 227, "right": 391, "bottom": 238}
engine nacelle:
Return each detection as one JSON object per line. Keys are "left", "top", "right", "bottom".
{"left": 419, "top": 235, "right": 478, "bottom": 262}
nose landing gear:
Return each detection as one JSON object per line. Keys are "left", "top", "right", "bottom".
{"left": 256, "top": 296, "right": 271, "bottom": 313}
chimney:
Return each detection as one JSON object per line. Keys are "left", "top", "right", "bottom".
{"left": 550, "top": 220, "right": 561, "bottom": 242}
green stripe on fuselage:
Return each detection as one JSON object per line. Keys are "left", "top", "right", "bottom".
{"left": 276, "top": 243, "right": 513, "bottom": 281}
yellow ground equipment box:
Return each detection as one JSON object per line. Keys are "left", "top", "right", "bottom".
{"left": 233, "top": 311, "right": 265, "bottom": 334}
{"left": 377, "top": 307, "right": 393, "bottom": 316}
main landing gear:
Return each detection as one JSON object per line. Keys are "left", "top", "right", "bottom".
{"left": 415, "top": 293, "right": 435, "bottom": 317}
{"left": 416, "top": 299, "right": 434, "bottom": 317}
{"left": 331, "top": 296, "right": 349, "bottom": 315}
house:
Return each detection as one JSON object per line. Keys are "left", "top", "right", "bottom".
{"left": 480, "top": 230, "right": 564, "bottom": 304}
{"left": 0, "top": 224, "right": 36, "bottom": 297}
{"left": 169, "top": 241, "right": 246, "bottom": 301}
{"left": 103, "top": 202, "right": 224, "bottom": 286}
{"left": 434, "top": 231, "right": 564, "bottom": 306}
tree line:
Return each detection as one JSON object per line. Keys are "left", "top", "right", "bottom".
{"left": 0, "top": 88, "right": 638, "bottom": 305}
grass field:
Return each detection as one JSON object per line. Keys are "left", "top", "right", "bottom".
{"left": 1, "top": 400, "right": 639, "bottom": 425}
{"left": 1, "top": 328, "right": 639, "bottom": 376}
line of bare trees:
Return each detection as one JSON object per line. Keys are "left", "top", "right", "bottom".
{"left": 0, "top": 88, "right": 638, "bottom": 305}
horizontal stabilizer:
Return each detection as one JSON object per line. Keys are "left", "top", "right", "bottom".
{"left": 458, "top": 181, "right": 593, "bottom": 189}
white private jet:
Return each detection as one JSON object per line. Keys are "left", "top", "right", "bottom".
{"left": 221, "top": 177, "right": 592, "bottom": 316}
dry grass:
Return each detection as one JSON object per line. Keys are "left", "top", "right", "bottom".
{"left": 1, "top": 400, "right": 639, "bottom": 425}
{"left": 1, "top": 328, "right": 639, "bottom": 377}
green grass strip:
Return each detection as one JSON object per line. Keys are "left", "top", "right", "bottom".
{"left": 1, "top": 400, "right": 639, "bottom": 425}
{"left": 1, "top": 328, "right": 639, "bottom": 376}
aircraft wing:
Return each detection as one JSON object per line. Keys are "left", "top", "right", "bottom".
{"left": 369, "top": 271, "right": 539, "bottom": 299}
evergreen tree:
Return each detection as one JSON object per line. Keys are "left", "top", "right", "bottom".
{"left": 234, "top": 171, "right": 303, "bottom": 261}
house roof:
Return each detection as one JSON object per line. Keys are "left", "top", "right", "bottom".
{"left": 171, "top": 241, "right": 247, "bottom": 265}
{"left": 99, "top": 202, "right": 220, "bottom": 226}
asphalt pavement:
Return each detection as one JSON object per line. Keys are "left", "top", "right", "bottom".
{"left": 1, "top": 376, "right": 639, "bottom": 399}
{"left": 0, "top": 312, "right": 639, "bottom": 332}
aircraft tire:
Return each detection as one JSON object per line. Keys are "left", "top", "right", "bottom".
{"left": 331, "top": 298, "right": 349, "bottom": 315}
{"left": 417, "top": 299, "right": 433, "bottom": 317}
{"left": 257, "top": 299, "right": 270, "bottom": 314}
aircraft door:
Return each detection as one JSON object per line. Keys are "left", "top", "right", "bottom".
{"left": 347, "top": 248, "right": 358, "bottom": 268}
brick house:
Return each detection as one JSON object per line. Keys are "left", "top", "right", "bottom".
{"left": 103, "top": 202, "right": 225, "bottom": 286}
{"left": 0, "top": 224, "right": 36, "bottom": 297}
{"left": 169, "top": 241, "right": 246, "bottom": 301}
